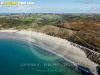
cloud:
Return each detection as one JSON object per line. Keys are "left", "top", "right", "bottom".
{"left": 97, "top": 1, "right": 100, "bottom": 4}
{"left": 83, "top": 7, "right": 90, "bottom": 10}
{"left": 73, "top": 0, "right": 93, "bottom": 4}
{"left": 0, "top": 3, "right": 100, "bottom": 13}
{"left": 74, "top": 0, "right": 81, "bottom": 2}
{"left": 67, "top": 6, "right": 100, "bottom": 13}
{"left": 81, "top": 6, "right": 100, "bottom": 13}
{"left": 3, "top": 5, "right": 40, "bottom": 11}
{"left": 83, "top": 6, "right": 98, "bottom": 10}
{"left": 8, "top": 6, "right": 33, "bottom": 11}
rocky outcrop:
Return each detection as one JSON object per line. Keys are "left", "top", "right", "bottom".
{"left": 70, "top": 42, "right": 100, "bottom": 65}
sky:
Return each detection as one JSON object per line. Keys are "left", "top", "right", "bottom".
{"left": 0, "top": 0, "right": 100, "bottom": 13}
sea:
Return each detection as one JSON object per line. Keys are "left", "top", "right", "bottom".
{"left": 0, "top": 32, "right": 82, "bottom": 75}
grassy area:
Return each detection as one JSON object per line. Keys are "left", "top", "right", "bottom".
{"left": 16, "top": 25, "right": 31, "bottom": 30}
{"left": 80, "top": 15, "right": 88, "bottom": 19}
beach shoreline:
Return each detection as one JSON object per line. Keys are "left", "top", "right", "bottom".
{"left": 0, "top": 30, "right": 98, "bottom": 74}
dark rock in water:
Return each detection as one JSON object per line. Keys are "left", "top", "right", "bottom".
{"left": 96, "top": 66, "right": 100, "bottom": 75}
{"left": 78, "top": 65, "right": 94, "bottom": 75}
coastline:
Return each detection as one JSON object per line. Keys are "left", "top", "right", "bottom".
{"left": 0, "top": 30, "right": 98, "bottom": 74}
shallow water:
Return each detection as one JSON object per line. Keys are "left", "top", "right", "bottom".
{"left": 0, "top": 33, "right": 82, "bottom": 75}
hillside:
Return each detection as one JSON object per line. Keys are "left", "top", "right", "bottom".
{"left": 0, "top": 13, "right": 100, "bottom": 65}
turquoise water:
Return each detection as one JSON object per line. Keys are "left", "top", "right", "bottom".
{"left": 0, "top": 33, "right": 82, "bottom": 75}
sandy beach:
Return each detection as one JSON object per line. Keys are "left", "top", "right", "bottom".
{"left": 0, "top": 30, "right": 98, "bottom": 74}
